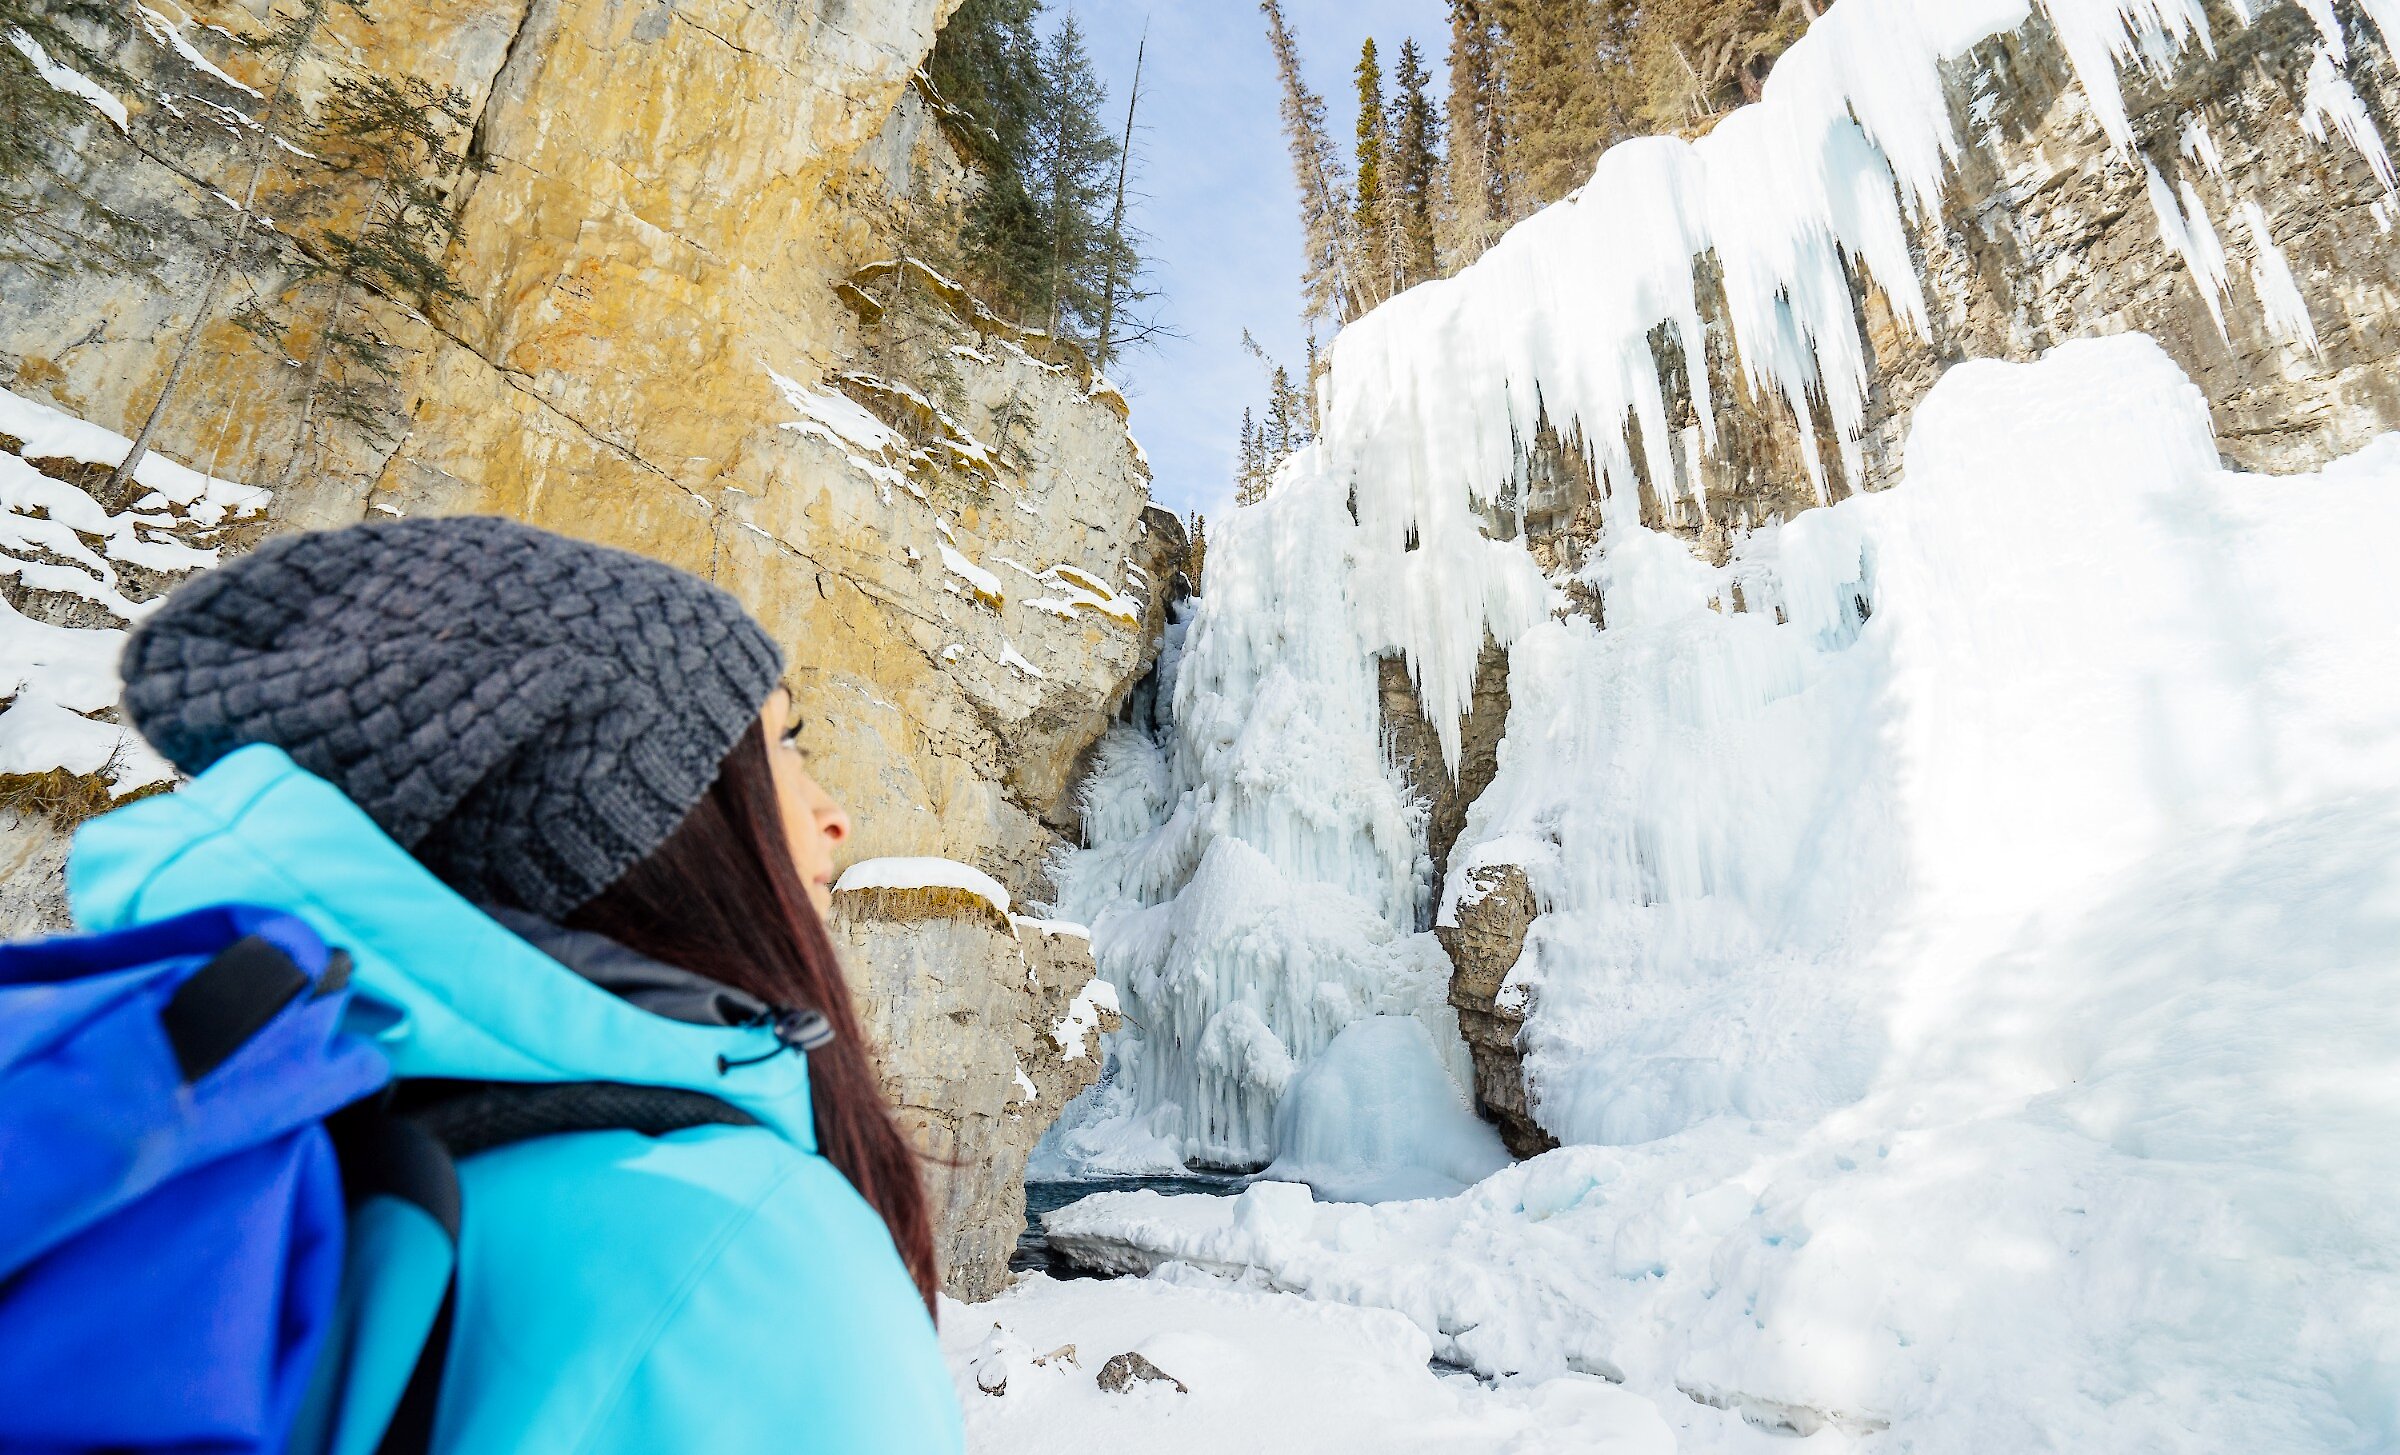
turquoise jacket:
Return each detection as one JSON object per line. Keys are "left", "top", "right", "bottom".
{"left": 68, "top": 745, "right": 966, "bottom": 1455}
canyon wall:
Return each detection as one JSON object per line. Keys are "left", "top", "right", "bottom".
{"left": 0, "top": 0, "right": 1180, "bottom": 1298}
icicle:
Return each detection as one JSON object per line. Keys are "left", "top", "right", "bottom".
{"left": 2180, "top": 115, "right": 2226, "bottom": 177}
{"left": 2239, "top": 200, "right": 2322, "bottom": 355}
{"left": 2033, "top": 0, "right": 2213, "bottom": 156}
{"left": 2145, "top": 160, "right": 2230, "bottom": 339}
{"left": 2301, "top": 45, "right": 2396, "bottom": 194}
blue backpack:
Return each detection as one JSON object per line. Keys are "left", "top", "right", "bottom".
{"left": 0, "top": 904, "right": 759, "bottom": 1455}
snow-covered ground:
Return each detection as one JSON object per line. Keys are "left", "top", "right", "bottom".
{"left": 942, "top": 1274, "right": 1698, "bottom": 1454}
{"left": 0, "top": 389, "right": 265, "bottom": 791}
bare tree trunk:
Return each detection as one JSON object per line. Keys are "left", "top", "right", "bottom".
{"left": 107, "top": 4, "right": 325, "bottom": 496}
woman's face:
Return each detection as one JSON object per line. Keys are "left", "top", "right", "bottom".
{"left": 761, "top": 689, "right": 853, "bottom": 918}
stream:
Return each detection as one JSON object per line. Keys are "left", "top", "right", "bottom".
{"left": 1011, "top": 1173, "right": 1251, "bottom": 1279}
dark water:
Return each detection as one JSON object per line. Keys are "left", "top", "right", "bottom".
{"left": 1012, "top": 1173, "right": 1251, "bottom": 1278}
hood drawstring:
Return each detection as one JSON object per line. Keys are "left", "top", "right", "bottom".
{"left": 717, "top": 1007, "right": 835, "bottom": 1075}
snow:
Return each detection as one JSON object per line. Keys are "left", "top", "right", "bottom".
{"left": 768, "top": 368, "right": 921, "bottom": 503}
{"left": 996, "top": 639, "right": 1042, "bottom": 679}
{"left": 1051, "top": 977, "right": 1119, "bottom": 1061}
{"left": 7, "top": 29, "right": 128, "bottom": 130}
{"left": 1047, "top": 336, "right": 2400, "bottom": 1452}
{"left": 1011, "top": 915, "right": 1091, "bottom": 940}
{"left": 1023, "top": 563, "right": 1142, "bottom": 625}
{"left": 943, "top": 1275, "right": 1676, "bottom": 1454}
{"left": 938, "top": 542, "right": 1004, "bottom": 606}
{"left": 0, "top": 389, "right": 268, "bottom": 522}
{"left": 133, "top": 3, "right": 261, "bottom": 97}
{"left": 0, "top": 393, "right": 260, "bottom": 790}
{"left": 832, "top": 856, "right": 1011, "bottom": 916}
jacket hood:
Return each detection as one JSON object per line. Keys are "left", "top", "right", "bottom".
{"left": 67, "top": 744, "right": 815, "bottom": 1150}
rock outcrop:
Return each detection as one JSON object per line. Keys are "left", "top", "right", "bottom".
{"left": 0, "top": 0, "right": 1183, "bottom": 1298}
{"left": 832, "top": 888, "right": 1119, "bottom": 1301}
{"left": 1431, "top": 864, "right": 1552, "bottom": 1159}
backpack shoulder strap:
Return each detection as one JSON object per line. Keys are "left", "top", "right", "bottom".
{"left": 334, "top": 1081, "right": 760, "bottom": 1455}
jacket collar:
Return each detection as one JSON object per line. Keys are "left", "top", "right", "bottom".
{"left": 66, "top": 745, "right": 817, "bottom": 1151}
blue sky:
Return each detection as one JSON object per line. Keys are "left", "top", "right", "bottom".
{"left": 1061, "top": 1, "right": 1451, "bottom": 520}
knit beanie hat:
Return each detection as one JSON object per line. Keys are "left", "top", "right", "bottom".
{"left": 120, "top": 515, "right": 785, "bottom": 918}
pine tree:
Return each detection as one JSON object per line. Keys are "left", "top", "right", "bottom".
{"left": 1262, "top": 0, "right": 1363, "bottom": 326}
{"left": 1353, "top": 37, "right": 1390, "bottom": 302}
{"left": 1440, "top": 0, "right": 1510, "bottom": 267}
{"left": 1389, "top": 38, "right": 1441, "bottom": 290}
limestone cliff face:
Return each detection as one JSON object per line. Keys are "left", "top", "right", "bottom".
{"left": 1391, "top": 3, "right": 2400, "bottom": 1151}
{"left": 0, "top": 0, "right": 1181, "bottom": 1299}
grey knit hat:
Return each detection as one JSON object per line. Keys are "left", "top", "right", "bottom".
{"left": 121, "top": 515, "right": 785, "bottom": 918}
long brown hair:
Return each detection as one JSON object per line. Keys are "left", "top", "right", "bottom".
{"left": 566, "top": 720, "right": 940, "bottom": 1310}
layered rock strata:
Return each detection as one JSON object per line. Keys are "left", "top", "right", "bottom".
{"left": 0, "top": 0, "right": 1181, "bottom": 1297}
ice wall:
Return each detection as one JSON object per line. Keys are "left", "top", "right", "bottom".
{"left": 1036, "top": 469, "right": 1479, "bottom": 1181}
{"left": 1319, "top": 0, "right": 2396, "bottom": 753}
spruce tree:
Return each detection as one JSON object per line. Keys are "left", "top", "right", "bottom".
{"left": 928, "top": 3, "right": 1152, "bottom": 351}
{"left": 1262, "top": 0, "right": 1363, "bottom": 326}
{"left": 1353, "top": 37, "right": 1390, "bottom": 303}
{"left": 1093, "top": 28, "right": 1147, "bottom": 372}
{"left": 1237, "top": 405, "right": 1273, "bottom": 506}
{"left": 1491, "top": 0, "right": 1630, "bottom": 212}
{"left": 1262, "top": 366, "right": 1295, "bottom": 460}
{"left": 1390, "top": 37, "right": 1442, "bottom": 290}
{"left": 930, "top": 0, "right": 1047, "bottom": 317}
{"left": 1029, "top": 14, "right": 1120, "bottom": 341}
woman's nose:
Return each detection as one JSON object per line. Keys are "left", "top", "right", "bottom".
{"left": 817, "top": 800, "right": 852, "bottom": 845}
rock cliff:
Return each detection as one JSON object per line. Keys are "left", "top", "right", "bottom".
{"left": 1383, "top": 0, "right": 2400, "bottom": 1151}
{"left": 0, "top": 0, "right": 1182, "bottom": 1298}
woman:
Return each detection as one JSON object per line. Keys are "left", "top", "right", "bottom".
{"left": 66, "top": 516, "right": 966, "bottom": 1452}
